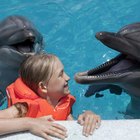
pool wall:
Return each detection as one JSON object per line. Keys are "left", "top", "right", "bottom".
{"left": 1, "top": 120, "right": 140, "bottom": 140}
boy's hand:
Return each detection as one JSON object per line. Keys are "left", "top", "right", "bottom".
{"left": 77, "top": 111, "right": 101, "bottom": 137}
{"left": 40, "top": 115, "right": 55, "bottom": 122}
{"left": 28, "top": 116, "right": 68, "bottom": 140}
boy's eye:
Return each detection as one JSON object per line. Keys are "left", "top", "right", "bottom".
{"left": 59, "top": 70, "right": 64, "bottom": 77}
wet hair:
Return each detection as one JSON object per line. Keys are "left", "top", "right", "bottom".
{"left": 19, "top": 53, "right": 57, "bottom": 92}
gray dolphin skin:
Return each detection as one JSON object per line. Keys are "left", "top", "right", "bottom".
{"left": 75, "top": 22, "right": 140, "bottom": 118}
{"left": 0, "top": 15, "right": 43, "bottom": 107}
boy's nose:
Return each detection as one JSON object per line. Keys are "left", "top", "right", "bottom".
{"left": 64, "top": 72, "right": 70, "bottom": 81}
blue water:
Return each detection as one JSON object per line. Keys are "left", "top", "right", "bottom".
{"left": 1, "top": 0, "right": 140, "bottom": 119}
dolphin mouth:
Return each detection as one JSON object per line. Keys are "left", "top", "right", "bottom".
{"left": 11, "top": 36, "right": 42, "bottom": 55}
{"left": 10, "top": 29, "right": 43, "bottom": 55}
{"left": 75, "top": 53, "right": 139, "bottom": 84}
{"left": 13, "top": 38, "right": 36, "bottom": 54}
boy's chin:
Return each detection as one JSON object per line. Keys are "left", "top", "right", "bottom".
{"left": 58, "top": 92, "right": 70, "bottom": 100}
{"left": 64, "top": 86, "right": 70, "bottom": 93}
{"left": 63, "top": 91, "right": 70, "bottom": 95}
{"left": 64, "top": 88, "right": 70, "bottom": 94}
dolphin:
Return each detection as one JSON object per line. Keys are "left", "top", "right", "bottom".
{"left": 75, "top": 22, "right": 140, "bottom": 118}
{"left": 0, "top": 15, "right": 44, "bottom": 107}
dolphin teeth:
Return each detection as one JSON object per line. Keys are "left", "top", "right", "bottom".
{"left": 87, "top": 54, "right": 125, "bottom": 77}
{"left": 95, "top": 72, "right": 121, "bottom": 79}
{"left": 93, "top": 59, "right": 117, "bottom": 71}
{"left": 75, "top": 54, "right": 128, "bottom": 82}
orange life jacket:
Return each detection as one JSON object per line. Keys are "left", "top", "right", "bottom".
{"left": 6, "top": 78, "right": 76, "bottom": 120}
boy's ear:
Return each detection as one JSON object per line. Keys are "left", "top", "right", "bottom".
{"left": 38, "top": 82, "right": 48, "bottom": 93}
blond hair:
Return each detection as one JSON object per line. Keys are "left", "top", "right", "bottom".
{"left": 19, "top": 53, "right": 57, "bottom": 92}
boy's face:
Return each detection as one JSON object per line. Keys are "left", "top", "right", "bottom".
{"left": 46, "top": 57, "right": 70, "bottom": 100}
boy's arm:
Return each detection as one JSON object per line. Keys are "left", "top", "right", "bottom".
{"left": 0, "top": 117, "right": 30, "bottom": 135}
{"left": 0, "top": 117, "right": 68, "bottom": 139}
{"left": 0, "top": 103, "right": 28, "bottom": 119}
{"left": 0, "top": 106, "right": 68, "bottom": 139}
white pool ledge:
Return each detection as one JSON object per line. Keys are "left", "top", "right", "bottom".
{"left": 1, "top": 120, "right": 140, "bottom": 140}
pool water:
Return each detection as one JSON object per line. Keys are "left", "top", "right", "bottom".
{"left": 1, "top": 0, "right": 140, "bottom": 119}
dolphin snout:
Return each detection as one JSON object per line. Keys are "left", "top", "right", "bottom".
{"left": 95, "top": 32, "right": 108, "bottom": 40}
{"left": 95, "top": 32, "right": 116, "bottom": 41}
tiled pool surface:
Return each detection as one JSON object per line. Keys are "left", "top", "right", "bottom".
{"left": 1, "top": 120, "right": 140, "bottom": 140}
